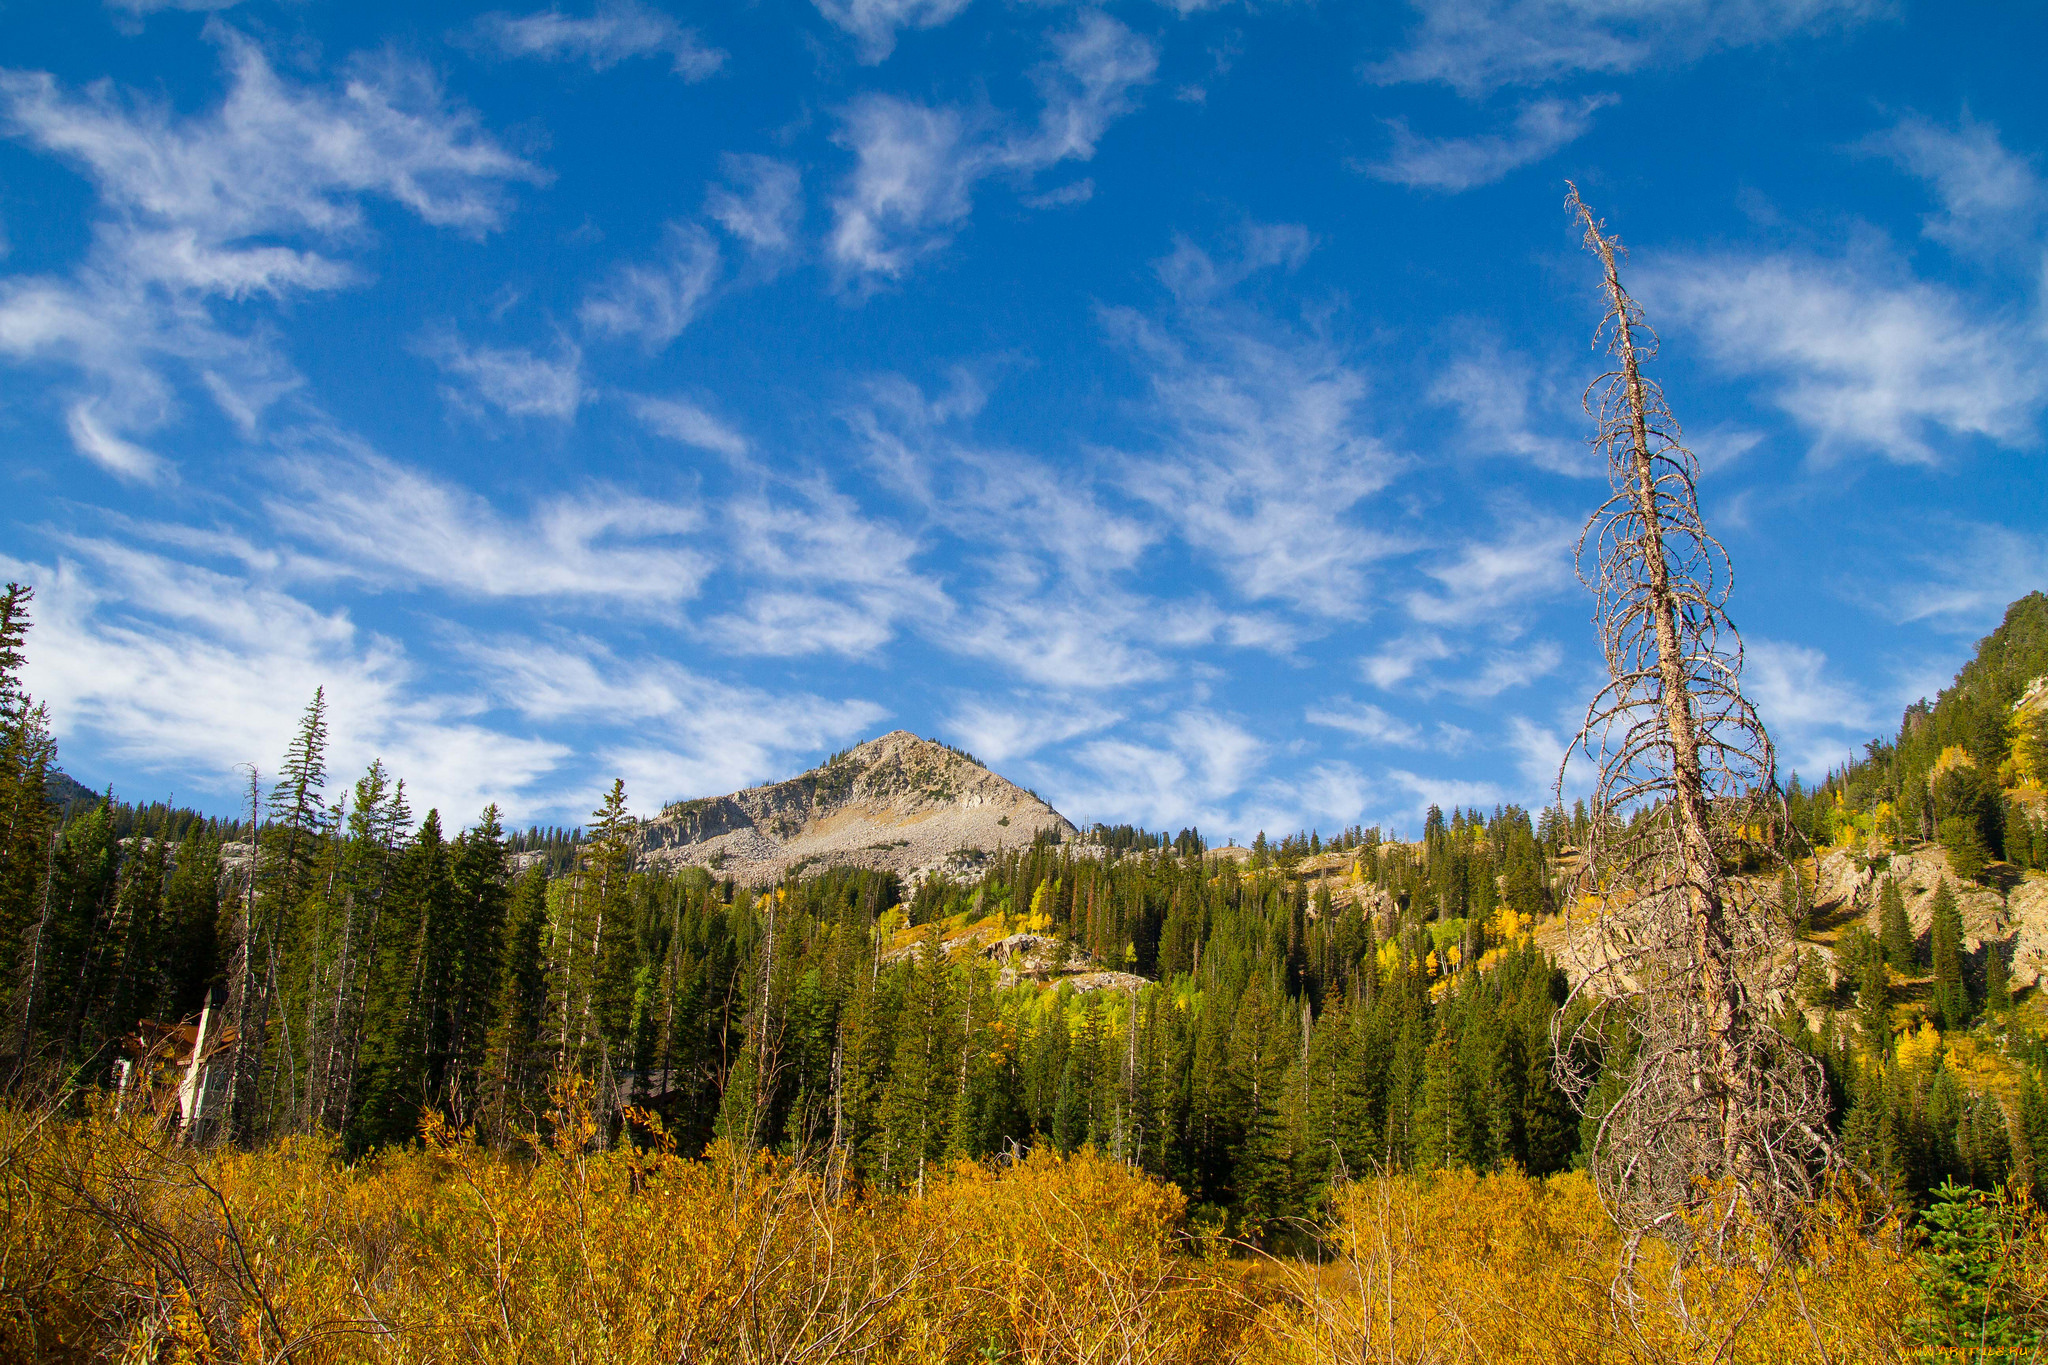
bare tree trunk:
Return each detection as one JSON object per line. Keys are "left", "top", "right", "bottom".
{"left": 1554, "top": 186, "right": 1836, "bottom": 1248}
{"left": 1586, "top": 225, "right": 1748, "bottom": 1161}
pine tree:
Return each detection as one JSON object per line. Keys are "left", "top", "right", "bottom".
{"left": 446, "top": 806, "right": 510, "bottom": 1119}
{"left": 0, "top": 583, "right": 56, "bottom": 1034}
{"left": 91, "top": 819, "right": 170, "bottom": 1048}
{"left": 2017, "top": 1071, "right": 2048, "bottom": 1200}
{"left": 480, "top": 866, "right": 551, "bottom": 1140}
{"left": 1939, "top": 816, "right": 1991, "bottom": 884}
{"left": 878, "top": 925, "right": 957, "bottom": 1183}
{"left": 1051, "top": 999, "right": 1097, "bottom": 1155}
{"left": 1984, "top": 941, "right": 2012, "bottom": 1013}
{"left": 1853, "top": 932, "right": 1890, "bottom": 1051}
{"left": 350, "top": 809, "right": 455, "bottom": 1150}
{"left": 1780, "top": 863, "right": 1805, "bottom": 930}
{"left": 1225, "top": 980, "right": 1295, "bottom": 1226}
{"left": 1413, "top": 1017, "right": 1469, "bottom": 1172}
{"left": 1929, "top": 880, "right": 1971, "bottom": 1031}
{"left": 159, "top": 823, "right": 223, "bottom": 1021}
{"left": 1878, "top": 877, "right": 1915, "bottom": 972}
{"left": 1796, "top": 948, "right": 1834, "bottom": 1008}
{"left": 583, "top": 780, "right": 637, "bottom": 1076}
{"left": 266, "top": 689, "right": 330, "bottom": 910}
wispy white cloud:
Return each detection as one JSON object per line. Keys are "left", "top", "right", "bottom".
{"left": 1367, "top": 95, "right": 1613, "bottom": 191}
{"left": 1372, "top": 0, "right": 1886, "bottom": 97}
{"left": 948, "top": 581, "right": 1173, "bottom": 689}
{"left": 65, "top": 400, "right": 172, "bottom": 484}
{"left": 1308, "top": 699, "right": 1433, "bottom": 750}
{"left": 704, "top": 486, "right": 947, "bottom": 656}
{"left": 1308, "top": 699, "right": 1479, "bottom": 759}
{"left": 1428, "top": 337, "right": 1593, "bottom": 474}
{"left": 1504, "top": 714, "right": 1569, "bottom": 794}
{"left": 827, "top": 97, "right": 979, "bottom": 281}
{"left": 1, "top": 32, "right": 538, "bottom": 244}
{"left": 1885, "top": 520, "right": 2048, "bottom": 629}
{"left": 1405, "top": 509, "right": 1576, "bottom": 625}
{"left": 1105, "top": 230, "right": 1400, "bottom": 617}
{"left": 1021, "top": 178, "right": 1093, "bottom": 210}
{"left": 1361, "top": 632, "right": 1454, "bottom": 690}
{"left": 945, "top": 695, "right": 1122, "bottom": 765}
{"left": 827, "top": 12, "right": 1154, "bottom": 283}
{"left": 0, "top": 28, "right": 540, "bottom": 462}
{"left": 706, "top": 154, "right": 803, "bottom": 258}
{"left": 844, "top": 366, "right": 1304, "bottom": 686}
{"left": 266, "top": 448, "right": 712, "bottom": 603}
{"left": 630, "top": 394, "right": 749, "bottom": 457}
{"left": 1436, "top": 640, "right": 1563, "bottom": 699}
{"left": 1266, "top": 762, "right": 1375, "bottom": 832}
{"left": 105, "top": 0, "right": 249, "bottom": 16}
{"left": 472, "top": 0, "right": 726, "bottom": 79}
{"left": 1868, "top": 112, "right": 2044, "bottom": 255}
{"left": 579, "top": 221, "right": 720, "bottom": 349}
{"left": 1014, "top": 11, "right": 1160, "bottom": 166}
{"left": 1046, "top": 711, "right": 1265, "bottom": 831}
{"left": 424, "top": 330, "right": 585, "bottom": 419}
{"left": 1743, "top": 636, "right": 1877, "bottom": 777}
{"left": 849, "top": 370, "right": 1155, "bottom": 583}
{"left": 1382, "top": 768, "right": 1510, "bottom": 825}
{"left": 1652, "top": 248, "right": 2046, "bottom": 464}
{"left": 466, "top": 633, "right": 885, "bottom": 801}
{"left": 6, "top": 541, "right": 568, "bottom": 820}
{"left": 813, "top": 0, "right": 974, "bottom": 64}
{"left": 1360, "top": 631, "right": 1561, "bottom": 699}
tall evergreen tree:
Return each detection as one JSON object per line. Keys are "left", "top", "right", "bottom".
{"left": 350, "top": 809, "right": 456, "bottom": 1150}
{"left": 1414, "top": 1017, "right": 1469, "bottom": 1172}
{"left": 1984, "top": 941, "right": 2012, "bottom": 1014}
{"left": 445, "top": 806, "right": 510, "bottom": 1120}
{"left": 159, "top": 823, "right": 223, "bottom": 1021}
{"left": 480, "top": 866, "right": 552, "bottom": 1139}
{"left": 1878, "top": 877, "right": 1915, "bottom": 972}
{"left": 1929, "top": 880, "right": 1971, "bottom": 1031}
{"left": 267, "top": 689, "right": 331, "bottom": 910}
{"left": 0, "top": 583, "right": 56, "bottom": 1048}
{"left": 878, "top": 925, "right": 957, "bottom": 1182}
{"left": 1851, "top": 930, "right": 1889, "bottom": 1051}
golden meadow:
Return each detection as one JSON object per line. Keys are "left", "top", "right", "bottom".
{"left": 1, "top": 1084, "right": 2017, "bottom": 1365}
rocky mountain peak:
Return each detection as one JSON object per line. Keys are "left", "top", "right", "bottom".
{"left": 636, "top": 732, "right": 1075, "bottom": 884}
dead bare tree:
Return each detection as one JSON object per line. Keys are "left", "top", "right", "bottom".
{"left": 1551, "top": 185, "right": 1837, "bottom": 1254}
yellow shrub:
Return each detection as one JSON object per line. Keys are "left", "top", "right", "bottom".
{"left": 0, "top": 1100, "right": 1947, "bottom": 1365}
{"left": 1246, "top": 1168, "right": 1920, "bottom": 1365}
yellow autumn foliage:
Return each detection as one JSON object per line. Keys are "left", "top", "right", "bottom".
{"left": 1251, "top": 1167, "right": 1921, "bottom": 1365}
{"left": 0, "top": 1093, "right": 1956, "bottom": 1364}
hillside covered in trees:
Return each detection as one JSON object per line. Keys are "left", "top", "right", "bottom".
{"left": 0, "top": 580, "right": 2044, "bottom": 1219}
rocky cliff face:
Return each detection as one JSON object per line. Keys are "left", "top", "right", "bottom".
{"left": 1816, "top": 845, "right": 2048, "bottom": 986}
{"left": 635, "top": 731, "right": 1077, "bottom": 884}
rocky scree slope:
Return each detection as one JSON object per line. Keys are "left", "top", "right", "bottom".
{"left": 637, "top": 731, "right": 1077, "bottom": 884}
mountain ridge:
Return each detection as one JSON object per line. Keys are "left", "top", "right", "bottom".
{"left": 636, "top": 730, "right": 1078, "bottom": 883}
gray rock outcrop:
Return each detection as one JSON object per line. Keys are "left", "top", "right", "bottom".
{"left": 635, "top": 731, "right": 1077, "bottom": 884}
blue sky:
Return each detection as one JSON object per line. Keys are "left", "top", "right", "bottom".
{"left": 1, "top": 0, "right": 2042, "bottom": 840}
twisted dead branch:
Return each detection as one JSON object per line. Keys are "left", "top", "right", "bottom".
{"left": 1551, "top": 185, "right": 1838, "bottom": 1254}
